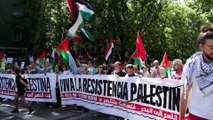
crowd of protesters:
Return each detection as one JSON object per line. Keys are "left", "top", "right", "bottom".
{"left": 0, "top": 23, "right": 212, "bottom": 120}
{"left": 0, "top": 55, "right": 183, "bottom": 118}
{"left": 0, "top": 58, "right": 183, "bottom": 80}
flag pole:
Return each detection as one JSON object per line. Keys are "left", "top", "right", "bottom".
{"left": 127, "top": 49, "right": 137, "bottom": 64}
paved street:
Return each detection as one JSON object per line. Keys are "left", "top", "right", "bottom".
{"left": 0, "top": 99, "right": 111, "bottom": 120}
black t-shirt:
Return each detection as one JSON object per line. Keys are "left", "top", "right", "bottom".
{"left": 16, "top": 75, "right": 26, "bottom": 91}
{"left": 115, "top": 70, "right": 126, "bottom": 77}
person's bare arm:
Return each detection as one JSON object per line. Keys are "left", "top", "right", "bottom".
{"left": 20, "top": 79, "right": 33, "bottom": 88}
{"left": 20, "top": 79, "right": 29, "bottom": 88}
{"left": 179, "top": 85, "right": 191, "bottom": 120}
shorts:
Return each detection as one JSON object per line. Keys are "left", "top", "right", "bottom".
{"left": 189, "top": 113, "right": 208, "bottom": 120}
{"left": 17, "top": 90, "right": 25, "bottom": 96}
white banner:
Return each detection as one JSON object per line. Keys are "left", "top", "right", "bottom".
{"left": 59, "top": 75, "right": 188, "bottom": 120}
{"left": 0, "top": 73, "right": 57, "bottom": 102}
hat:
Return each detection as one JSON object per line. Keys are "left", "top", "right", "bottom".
{"left": 125, "top": 64, "right": 133, "bottom": 68}
{"left": 141, "top": 65, "right": 146, "bottom": 68}
{"left": 153, "top": 60, "right": 159, "bottom": 64}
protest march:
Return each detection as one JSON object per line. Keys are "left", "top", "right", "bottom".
{"left": 0, "top": 0, "right": 213, "bottom": 120}
{"left": 0, "top": 73, "right": 186, "bottom": 120}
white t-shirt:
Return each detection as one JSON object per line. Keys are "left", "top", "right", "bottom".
{"left": 181, "top": 74, "right": 213, "bottom": 119}
{"left": 62, "top": 70, "right": 71, "bottom": 75}
{"left": 150, "top": 66, "right": 166, "bottom": 78}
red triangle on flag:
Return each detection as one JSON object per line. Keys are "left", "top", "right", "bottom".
{"left": 132, "top": 49, "right": 140, "bottom": 58}
{"left": 57, "top": 38, "right": 70, "bottom": 51}
{"left": 38, "top": 51, "right": 46, "bottom": 59}
{"left": 67, "top": 0, "right": 79, "bottom": 24}
{"left": 0, "top": 52, "right": 4, "bottom": 60}
{"left": 73, "top": 35, "right": 81, "bottom": 43}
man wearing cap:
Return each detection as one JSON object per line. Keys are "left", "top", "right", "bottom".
{"left": 125, "top": 64, "right": 136, "bottom": 77}
{"left": 150, "top": 60, "right": 166, "bottom": 78}
{"left": 113, "top": 61, "right": 126, "bottom": 77}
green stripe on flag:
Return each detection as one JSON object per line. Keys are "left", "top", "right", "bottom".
{"left": 39, "top": 58, "right": 45, "bottom": 64}
{"left": 81, "top": 28, "right": 94, "bottom": 42}
{"left": 80, "top": 11, "right": 93, "bottom": 20}
{"left": 165, "top": 68, "right": 171, "bottom": 75}
{"left": 57, "top": 50, "right": 69, "bottom": 64}
{"left": 133, "top": 58, "right": 144, "bottom": 67}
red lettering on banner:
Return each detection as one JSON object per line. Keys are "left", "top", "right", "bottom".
{"left": 0, "top": 89, "right": 16, "bottom": 96}
{"left": 25, "top": 92, "right": 52, "bottom": 99}
{"left": 61, "top": 91, "right": 190, "bottom": 120}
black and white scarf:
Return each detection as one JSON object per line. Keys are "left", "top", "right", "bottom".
{"left": 184, "top": 52, "right": 213, "bottom": 95}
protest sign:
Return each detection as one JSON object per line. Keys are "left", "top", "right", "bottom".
{"left": 0, "top": 73, "right": 57, "bottom": 102}
{"left": 59, "top": 75, "right": 187, "bottom": 120}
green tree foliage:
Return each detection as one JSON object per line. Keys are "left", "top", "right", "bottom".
{"left": 13, "top": 0, "right": 212, "bottom": 62}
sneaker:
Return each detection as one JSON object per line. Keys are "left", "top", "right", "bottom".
{"left": 53, "top": 104, "right": 61, "bottom": 108}
{"left": 11, "top": 109, "right": 19, "bottom": 113}
{"left": 28, "top": 108, "right": 34, "bottom": 114}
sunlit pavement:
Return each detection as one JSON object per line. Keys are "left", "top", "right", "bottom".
{"left": 0, "top": 100, "right": 111, "bottom": 120}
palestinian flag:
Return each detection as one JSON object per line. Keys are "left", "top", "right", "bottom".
{"left": 67, "top": 33, "right": 81, "bottom": 43}
{"left": 131, "top": 32, "right": 147, "bottom": 67}
{"left": 75, "top": 0, "right": 94, "bottom": 10}
{"left": 104, "top": 41, "right": 114, "bottom": 61}
{"left": 161, "top": 52, "right": 171, "bottom": 78}
{"left": 81, "top": 28, "right": 94, "bottom": 42}
{"left": 76, "top": 1, "right": 94, "bottom": 20}
{"left": 68, "top": 12, "right": 83, "bottom": 36}
{"left": 67, "top": 0, "right": 84, "bottom": 36}
{"left": 38, "top": 51, "right": 46, "bottom": 63}
{"left": 67, "top": 0, "right": 79, "bottom": 23}
{"left": 56, "top": 38, "right": 77, "bottom": 71}
{"left": 0, "top": 52, "right": 6, "bottom": 62}
{"left": 131, "top": 50, "right": 144, "bottom": 67}
{"left": 0, "top": 53, "right": 6, "bottom": 70}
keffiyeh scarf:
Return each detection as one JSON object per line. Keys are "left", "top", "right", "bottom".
{"left": 185, "top": 52, "right": 213, "bottom": 95}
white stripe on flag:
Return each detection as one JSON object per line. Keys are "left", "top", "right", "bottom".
{"left": 68, "top": 13, "right": 83, "bottom": 36}
{"left": 67, "top": 51, "right": 77, "bottom": 72}
{"left": 104, "top": 42, "right": 114, "bottom": 61}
